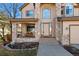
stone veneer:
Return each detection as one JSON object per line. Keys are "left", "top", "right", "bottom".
{"left": 11, "top": 23, "right": 40, "bottom": 43}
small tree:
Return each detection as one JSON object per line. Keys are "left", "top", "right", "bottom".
{"left": 2, "top": 4, "right": 21, "bottom": 43}
{"left": 0, "top": 11, "right": 10, "bottom": 45}
{"left": 0, "top": 3, "right": 22, "bottom": 45}
{"left": 2, "top": 3, "right": 20, "bottom": 19}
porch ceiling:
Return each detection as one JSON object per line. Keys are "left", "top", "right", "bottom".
{"left": 10, "top": 18, "right": 38, "bottom": 24}
{"left": 57, "top": 16, "right": 79, "bottom": 21}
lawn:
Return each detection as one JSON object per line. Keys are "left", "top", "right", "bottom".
{"left": 0, "top": 47, "right": 37, "bottom": 56}
{"left": 0, "top": 37, "right": 38, "bottom": 56}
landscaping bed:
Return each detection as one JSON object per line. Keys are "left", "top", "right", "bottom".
{"left": 64, "top": 45, "right": 79, "bottom": 56}
{"left": 0, "top": 46, "right": 37, "bottom": 56}
{"left": 0, "top": 42, "right": 39, "bottom": 56}
{"left": 6, "top": 42, "right": 39, "bottom": 50}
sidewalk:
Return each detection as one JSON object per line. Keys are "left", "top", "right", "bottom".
{"left": 37, "top": 38, "right": 72, "bottom": 56}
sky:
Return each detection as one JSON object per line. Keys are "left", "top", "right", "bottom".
{"left": 0, "top": 3, "right": 23, "bottom": 18}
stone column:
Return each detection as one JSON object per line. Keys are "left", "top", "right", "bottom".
{"left": 56, "top": 3, "right": 61, "bottom": 17}
{"left": 21, "top": 24, "right": 27, "bottom": 37}
{"left": 11, "top": 23, "right": 17, "bottom": 43}
{"left": 35, "top": 3, "right": 40, "bottom": 19}
{"left": 35, "top": 3, "right": 41, "bottom": 39}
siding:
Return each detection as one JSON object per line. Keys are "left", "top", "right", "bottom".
{"left": 22, "top": 3, "right": 34, "bottom": 18}
{"left": 74, "top": 8, "right": 79, "bottom": 16}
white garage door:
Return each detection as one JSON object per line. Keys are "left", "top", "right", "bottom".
{"left": 70, "top": 25, "right": 79, "bottom": 44}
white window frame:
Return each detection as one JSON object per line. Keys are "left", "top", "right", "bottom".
{"left": 65, "top": 3, "right": 74, "bottom": 17}
{"left": 42, "top": 8, "right": 51, "bottom": 19}
{"left": 26, "top": 10, "right": 35, "bottom": 17}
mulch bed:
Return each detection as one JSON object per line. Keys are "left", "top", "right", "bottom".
{"left": 64, "top": 45, "right": 79, "bottom": 56}
{"left": 0, "top": 43, "right": 38, "bottom": 56}
{"left": 7, "top": 42, "right": 39, "bottom": 49}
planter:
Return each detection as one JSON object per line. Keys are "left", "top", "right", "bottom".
{"left": 4, "top": 42, "right": 39, "bottom": 51}
{"left": 64, "top": 45, "right": 79, "bottom": 56}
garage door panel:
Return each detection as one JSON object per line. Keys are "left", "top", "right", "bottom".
{"left": 70, "top": 26, "right": 79, "bottom": 44}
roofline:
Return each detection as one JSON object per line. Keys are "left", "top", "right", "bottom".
{"left": 19, "top": 3, "right": 79, "bottom": 11}
{"left": 19, "top": 3, "right": 29, "bottom": 11}
{"left": 57, "top": 16, "right": 79, "bottom": 21}
{"left": 10, "top": 18, "right": 38, "bottom": 23}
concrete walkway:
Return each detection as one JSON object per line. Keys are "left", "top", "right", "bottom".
{"left": 37, "top": 38, "right": 72, "bottom": 56}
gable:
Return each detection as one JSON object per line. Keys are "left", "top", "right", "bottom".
{"left": 20, "top": 3, "right": 29, "bottom": 11}
{"left": 21, "top": 3, "right": 34, "bottom": 12}
{"left": 21, "top": 3, "right": 35, "bottom": 18}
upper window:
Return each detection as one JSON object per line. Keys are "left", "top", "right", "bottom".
{"left": 42, "top": 9, "right": 51, "bottom": 19}
{"left": 26, "top": 10, "right": 34, "bottom": 17}
{"left": 65, "top": 4, "right": 73, "bottom": 16}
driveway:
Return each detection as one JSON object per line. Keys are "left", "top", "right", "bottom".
{"left": 37, "top": 38, "right": 72, "bottom": 56}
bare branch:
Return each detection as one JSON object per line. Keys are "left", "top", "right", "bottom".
{"left": 2, "top": 4, "right": 13, "bottom": 18}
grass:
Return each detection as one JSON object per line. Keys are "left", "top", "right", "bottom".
{"left": 0, "top": 47, "right": 37, "bottom": 56}
{"left": 0, "top": 37, "right": 38, "bottom": 56}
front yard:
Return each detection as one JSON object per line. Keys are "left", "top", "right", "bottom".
{"left": 0, "top": 37, "right": 38, "bottom": 56}
{"left": 0, "top": 46, "right": 37, "bottom": 56}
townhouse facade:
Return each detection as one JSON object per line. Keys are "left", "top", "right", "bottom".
{"left": 10, "top": 3, "right": 79, "bottom": 45}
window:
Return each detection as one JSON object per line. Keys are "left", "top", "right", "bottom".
{"left": 26, "top": 10, "right": 34, "bottom": 17}
{"left": 26, "top": 25, "right": 35, "bottom": 37}
{"left": 16, "top": 24, "right": 35, "bottom": 38}
{"left": 27, "top": 25, "right": 35, "bottom": 33}
{"left": 42, "top": 9, "right": 51, "bottom": 19}
{"left": 65, "top": 4, "right": 73, "bottom": 16}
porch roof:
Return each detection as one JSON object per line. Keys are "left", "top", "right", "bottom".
{"left": 10, "top": 18, "right": 38, "bottom": 23}
{"left": 74, "top": 3, "right": 79, "bottom": 8}
{"left": 57, "top": 16, "right": 79, "bottom": 21}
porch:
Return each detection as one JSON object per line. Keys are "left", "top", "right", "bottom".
{"left": 10, "top": 18, "right": 40, "bottom": 43}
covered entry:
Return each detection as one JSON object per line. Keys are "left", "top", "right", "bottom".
{"left": 70, "top": 25, "right": 79, "bottom": 44}
{"left": 10, "top": 18, "right": 39, "bottom": 43}
{"left": 41, "top": 22, "right": 52, "bottom": 37}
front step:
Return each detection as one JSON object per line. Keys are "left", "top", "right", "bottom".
{"left": 39, "top": 38, "right": 59, "bottom": 45}
{"left": 41, "top": 35, "right": 55, "bottom": 38}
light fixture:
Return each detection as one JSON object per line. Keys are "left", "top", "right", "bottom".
{"left": 18, "top": 24, "right": 21, "bottom": 27}
{"left": 74, "top": 3, "right": 77, "bottom": 6}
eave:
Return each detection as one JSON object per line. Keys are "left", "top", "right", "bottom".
{"left": 10, "top": 18, "right": 38, "bottom": 24}
{"left": 74, "top": 3, "right": 79, "bottom": 8}
{"left": 57, "top": 16, "right": 79, "bottom": 21}
{"left": 19, "top": 3, "right": 29, "bottom": 11}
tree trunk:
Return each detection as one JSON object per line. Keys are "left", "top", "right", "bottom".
{"left": 2, "top": 26, "right": 6, "bottom": 45}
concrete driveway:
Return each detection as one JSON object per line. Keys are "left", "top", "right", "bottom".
{"left": 37, "top": 38, "right": 72, "bottom": 56}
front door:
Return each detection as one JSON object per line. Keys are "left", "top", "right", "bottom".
{"left": 43, "top": 24, "right": 49, "bottom": 36}
{"left": 41, "top": 23, "right": 51, "bottom": 37}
